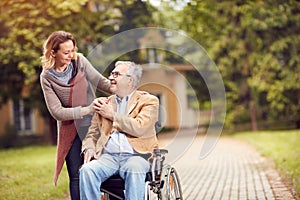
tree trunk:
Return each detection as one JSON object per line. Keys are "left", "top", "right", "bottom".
{"left": 249, "top": 106, "right": 258, "bottom": 131}
{"left": 248, "top": 87, "right": 258, "bottom": 131}
{"left": 296, "top": 89, "right": 300, "bottom": 129}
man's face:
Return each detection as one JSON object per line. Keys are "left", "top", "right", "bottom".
{"left": 109, "top": 64, "right": 132, "bottom": 97}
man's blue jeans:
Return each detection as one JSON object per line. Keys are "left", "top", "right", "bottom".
{"left": 79, "top": 153, "right": 150, "bottom": 200}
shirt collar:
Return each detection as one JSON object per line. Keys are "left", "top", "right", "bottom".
{"left": 115, "top": 90, "right": 135, "bottom": 104}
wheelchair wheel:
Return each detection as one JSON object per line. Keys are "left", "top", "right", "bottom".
{"left": 161, "top": 166, "right": 183, "bottom": 200}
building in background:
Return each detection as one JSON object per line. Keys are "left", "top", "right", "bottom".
{"left": 138, "top": 29, "right": 200, "bottom": 130}
{"left": 139, "top": 63, "right": 199, "bottom": 130}
{"left": 0, "top": 99, "right": 46, "bottom": 136}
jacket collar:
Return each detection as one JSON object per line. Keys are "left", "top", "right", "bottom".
{"left": 110, "top": 90, "right": 140, "bottom": 115}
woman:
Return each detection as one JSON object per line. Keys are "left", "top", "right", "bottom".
{"left": 40, "top": 31, "right": 110, "bottom": 200}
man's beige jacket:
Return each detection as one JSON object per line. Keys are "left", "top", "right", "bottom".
{"left": 82, "top": 90, "right": 159, "bottom": 156}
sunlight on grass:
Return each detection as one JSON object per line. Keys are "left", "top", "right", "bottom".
{"left": 233, "top": 130, "right": 300, "bottom": 197}
{"left": 0, "top": 146, "right": 69, "bottom": 200}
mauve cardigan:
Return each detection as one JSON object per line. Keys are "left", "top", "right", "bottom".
{"left": 40, "top": 53, "right": 110, "bottom": 184}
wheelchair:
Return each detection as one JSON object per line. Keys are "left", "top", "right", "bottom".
{"left": 100, "top": 149, "right": 183, "bottom": 200}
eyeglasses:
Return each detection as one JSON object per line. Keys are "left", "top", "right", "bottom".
{"left": 110, "top": 71, "right": 131, "bottom": 78}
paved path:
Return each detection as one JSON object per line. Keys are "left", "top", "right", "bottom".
{"left": 157, "top": 129, "right": 296, "bottom": 200}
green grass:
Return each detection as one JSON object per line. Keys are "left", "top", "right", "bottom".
{"left": 233, "top": 130, "right": 300, "bottom": 197}
{"left": 0, "top": 146, "right": 69, "bottom": 200}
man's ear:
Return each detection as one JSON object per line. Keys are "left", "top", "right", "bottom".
{"left": 128, "top": 77, "right": 134, "bottom": 87}
{"left": 129, "top": 77, "right": 134, "bottom": 83}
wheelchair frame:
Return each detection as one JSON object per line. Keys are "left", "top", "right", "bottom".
{"left": 101, "top": 149, "right": 183, "bottom": 200}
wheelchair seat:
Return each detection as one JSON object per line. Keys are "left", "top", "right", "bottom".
{"left": 102, "top": 174, "right": 124, "bottom": 189}
{"left": 101, "top": 172, "right": 154, "bottom": 199}
{"left": 101, "top": 174, "right": 125, "bottom": 199}
{"left": 100, "top": 149, "right": 183, "bottom": 200}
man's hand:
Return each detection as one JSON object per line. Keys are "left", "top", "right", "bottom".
{"left": 93, "top": 97, "right": 109, "bottom": 109}
{"left": 84, "top": 149, "right": 97, "bottom": 164}
{"left": 93, "top": 97, "right": 114, "bottom": 121}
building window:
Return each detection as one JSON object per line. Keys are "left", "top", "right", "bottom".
{"left": 146, "top": 49, "right": 158, "bottom": 63}
{"left": 13, "top": 100, "right": 33, "bottom": 135}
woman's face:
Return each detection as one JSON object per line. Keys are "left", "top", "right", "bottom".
{"left": 52, "top": 40, "right": 75, "bottom": 69}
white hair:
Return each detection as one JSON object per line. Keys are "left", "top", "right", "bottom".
{"left": 115, "top": 61, "right": 143, "bottom": 88}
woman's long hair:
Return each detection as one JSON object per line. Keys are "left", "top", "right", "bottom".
{"left": 41, "top": 31, "right": 77, "bottom": 70}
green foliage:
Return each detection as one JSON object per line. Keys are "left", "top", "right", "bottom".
{"left": 0, "top": 0, "right": 121, "bottom": 107}
{"left": 0, "top": 146, "right": 69, "bottom": 200}
{"left": 171, "top": 0, "right": 300, "bottom": 129}
{"left": 0, "top": 0, "right": 88, "bottom": 82}
{"left": 1, "top": 0, "right": 299, "bottom": 131}
{"left": 111, "top": 0, "right": 157, "bottom": 63}
{"left": 233, "top": 130, "right": 300, "bottom": 197}
{"left": 118, "top": 0, "right": 155, "bottom": 31}
{"left": 186, "top": 71, "right": 210, "bottom": 110}
{"left": 0, "top": 0, "right": 157, "bottom": 141}
{"left": 0, "top": 0, "right": 131, "bottom": 143}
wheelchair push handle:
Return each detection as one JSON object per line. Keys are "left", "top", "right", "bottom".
{"left": 153, "top": 148, "right": 168, "bottom": 156}
{"left": 151, "top": 149, "right": 168, "bottom": 182}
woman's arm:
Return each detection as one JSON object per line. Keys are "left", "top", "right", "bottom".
{"left": 40, "top": 74, "right": 93, "bottom": 121}
{"left": 79, "top": 54, "right": 111, "bottom": 94}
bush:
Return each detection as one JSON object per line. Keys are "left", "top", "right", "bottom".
{"left": 0, "top": 123, "right": 18, "bottom": 149}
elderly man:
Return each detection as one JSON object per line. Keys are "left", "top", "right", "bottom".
{"left": 79, "top": 61, "right": 159, "bottom": 200}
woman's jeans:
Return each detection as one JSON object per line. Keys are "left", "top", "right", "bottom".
{"left": 66, "top": 126, "right": 88, "bottom": 200}
{"left": 79, "top": 153, "right": 150, "bottom": 200}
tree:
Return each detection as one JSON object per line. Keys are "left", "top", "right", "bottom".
{"left": 176, "top": 0, "right": 300, "bottom": 130}
{"left": 0, "top": 0, "right": 159, "bottom": 143}
{"left": 0, "top": 0, "right": 122, "bottom": 143}
{"left": 114, "top": 0, "right": 157, "bottom": 63}
{"left": 245, "top": 0, "right": 300, "bottom": 128}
